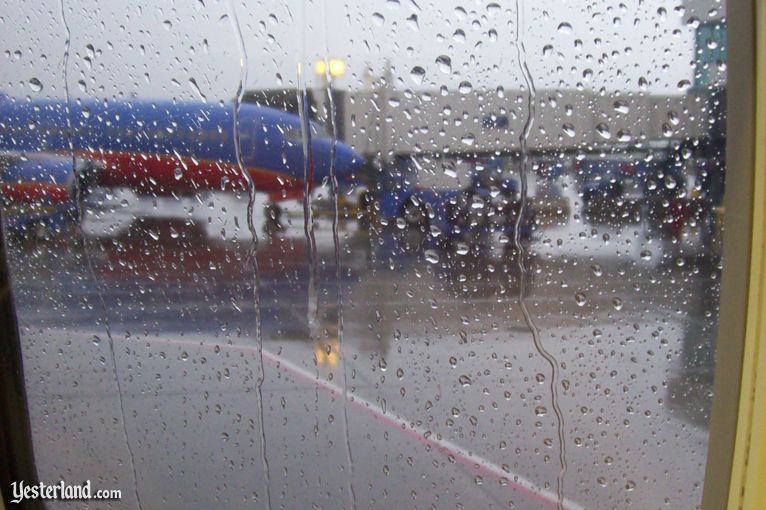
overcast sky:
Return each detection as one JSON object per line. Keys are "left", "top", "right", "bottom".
{"left": 0, "top": 0, "right": 721, "bottom": 102}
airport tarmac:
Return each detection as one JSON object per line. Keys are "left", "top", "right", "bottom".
{"left": 6, "top": 188, "right": 718, "bottom": 509}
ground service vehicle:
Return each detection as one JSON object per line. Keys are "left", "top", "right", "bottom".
{"left": 369, "top": 155, "right": 534, "bottom": 246}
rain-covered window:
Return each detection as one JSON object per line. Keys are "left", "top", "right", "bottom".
{"left": 0, "top": 0, "right": 727, "bottom": 508}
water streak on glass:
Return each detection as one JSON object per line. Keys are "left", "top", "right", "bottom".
{"left": 296, "top": 31, "right": 319, "bottom": 347}
{"left": 513, "top": 1, "right": 567, "bottom": 508}
{"left": 322, "top": 2, "right": 356, "bottom": 507}
{"left": 59, "top": 2, "right": 144, "bottom": 508}
{"left": 227, "top": 2, "right": 272, "bottom": 506}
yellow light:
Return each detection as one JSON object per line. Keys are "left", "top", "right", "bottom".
{"left": 328, "top": 59, "right": 345, "bottom": 77}
{"left": 315, "top": 58, "right": 346, "bottom": 78}
{"left": 315, "top": 346, "right": 326, "bottom": 366}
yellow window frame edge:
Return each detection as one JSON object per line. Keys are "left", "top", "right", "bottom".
{"left": 701, "top": 0, "right": 760, "bottom": 508}
{"left": 727, "top": 0, "right": 766, "bottom": 507}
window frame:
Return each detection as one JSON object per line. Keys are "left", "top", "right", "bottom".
{"left": 701, "top": 1, "right": 763, "bottom": 508}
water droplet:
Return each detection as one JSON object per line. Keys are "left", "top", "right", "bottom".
{"left": 458, "top": 81, "right": 473, "bottom": 94}
{"left": 410, "top": 66, "right": 426, "bottom": 85}
{"left": 458, "top": 374, "right": 472, "bottom": 386}
{"left": 575, "top": 292, "right": 587, "bottom": 306}
{"left": 486, "top": 2, "right": 501, "bottom": 15}
{"left": 562, "top": 123, "right": 576, "bottom": 138}
{"left": 435, "top": 55, "right": 452, "bottom": 74}
{"left": 687, "top": 16, "right": 701, "bottom": 29}
{"left": 406, "top": 14, "right": 419, "bottom": 31}
{"left": 617, "top": 129, "right": 632, "bottom": 142}
{"left": 557, "top": 22, "right": 573, "bottom": 34}
{"left": 28, "top": 78, "right": 43, "bottom": 92}
{"left": 188, "top": 78, "right": 207, "bottom": 101}
{"left": 595, "top": 123, "right": 611, "bottom": 139}
{"left": 664, "top": 175, "right": 677, "bottom": 189}
{"left": 613, "top": 100, "right": 629, "bottom": 114}
{"left": 424, "top": 250, "right": 439, "bottom": 264}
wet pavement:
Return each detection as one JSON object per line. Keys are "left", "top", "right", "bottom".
{"left": 5, "top": 188, "right": 718, "bottom": 510}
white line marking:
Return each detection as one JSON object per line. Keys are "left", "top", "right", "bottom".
{"left": 259, "top": 349, "right": 586, "bottom": 510}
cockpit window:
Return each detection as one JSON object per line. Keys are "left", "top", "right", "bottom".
{"left": 278, "top": 121, "right": 329, "bottom": 144}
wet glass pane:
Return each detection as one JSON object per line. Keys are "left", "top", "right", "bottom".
{"left": 0, "top": 0, "right": 726, "bottom": 508}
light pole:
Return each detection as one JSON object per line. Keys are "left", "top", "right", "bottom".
{"left": 314, "top": 58, "right": 346, "bottom": 139}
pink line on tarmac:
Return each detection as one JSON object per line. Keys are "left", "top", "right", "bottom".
{"left": 260, "top": 349, "right": 585, "bottom": 510}
{"left": 130, "top": 333, "right": 583, "bottom": 510}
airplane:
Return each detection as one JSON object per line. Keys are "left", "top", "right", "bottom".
{"left": 0, "top": 151, "right": 88, "bottom": 236}
{"left": 0, "top": 92, "right": 364, "bottom": 231}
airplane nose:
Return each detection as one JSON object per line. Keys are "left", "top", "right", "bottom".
{"left": 334, "top": 142, "right": 364, "bottom": 183}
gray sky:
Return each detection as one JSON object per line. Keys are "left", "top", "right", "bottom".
{"left": 0, "top": 0, "right": 721, "bottom": 102}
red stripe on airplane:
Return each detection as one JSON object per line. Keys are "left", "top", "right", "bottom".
{"left": 0, "top": 183, "right": 71, "bottom": 204}
{"left": 74, "top": 150, "right": 304, "bottom": 197}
